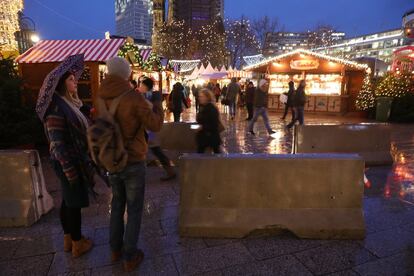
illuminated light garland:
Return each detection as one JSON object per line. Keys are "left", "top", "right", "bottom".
{"left": 244, "top": 49, "right": 370, "bottom": 72}
{"left": 0, "top": 0, "right": 23, "bottom": 52}
{"left": 355, "top": 74, "right": 375, "bottom": 110}
{"left": 118, "top": 42, "right": 144, "bottom": 68}
{"left": 143, "top": 51, "right": 162, "bottom": 71}
{"left": 169, "top": 59, "right": 200, "bottom": 73}
{"left": 375, "top": 73, "right": 414, "bottom": 98}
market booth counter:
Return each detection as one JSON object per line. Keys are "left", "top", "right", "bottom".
{"left": 15, "top": 38, "right": 126, "bottom": 105}
{"left": 245, "top": 49, "right": 370, "bottom": 114}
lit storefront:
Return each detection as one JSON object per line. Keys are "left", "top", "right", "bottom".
{"left": 245, "top": 49, "right": 370, "bottom": 113}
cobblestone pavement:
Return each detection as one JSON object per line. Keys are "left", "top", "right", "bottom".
{"left": 1, "top": 106, "right": 414, "bottom": 275}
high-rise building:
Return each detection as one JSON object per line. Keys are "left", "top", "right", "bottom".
{"left": 171, "top": 0, "right": 224, "bottom": 30}
{"left": 315, "top": 29, "right": 413, "bottom": 63}
{"left": 0, "top": 0, "right": 23, "bottom": 53}
{"left": 263, "top": 30, "right": 345, "bottom": 56}
{"left": 115, "top": 0, "right": 153, "bottom": 44}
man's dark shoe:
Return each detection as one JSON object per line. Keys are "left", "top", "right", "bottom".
{"left": 123, "top": 250, "right": 144, "bottom": 272}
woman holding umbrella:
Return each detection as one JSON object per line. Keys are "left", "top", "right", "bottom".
{"left": 37, "top": 54, "right": 94, "bottom": 258}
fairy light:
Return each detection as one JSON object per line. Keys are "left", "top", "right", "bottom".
{"left": 118, "top": 42, "right": 144, "bottom": 68}
{"left": 0, "top": 0, "right": 23, "bottom": 52}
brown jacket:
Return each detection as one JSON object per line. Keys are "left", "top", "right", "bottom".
{"left": 98, "top": 75, "right": 163, "bottom": 163}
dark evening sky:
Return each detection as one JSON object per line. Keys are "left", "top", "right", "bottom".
{"left": 24, "top": 0, "right": 413, "bottom": 40}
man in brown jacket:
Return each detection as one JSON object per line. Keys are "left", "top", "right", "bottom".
{"left": 98, "top": 57, "right": 163, "bottom": 272}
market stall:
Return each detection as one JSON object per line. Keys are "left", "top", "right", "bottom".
{"left": 244, "top": 49, "right": 370, "bottom": 113}
{"left": 16, "top": 38, "right": 126, "bottom": 105}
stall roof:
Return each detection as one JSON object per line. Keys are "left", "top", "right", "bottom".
{"left": 244, "top": 49, "right": 370, "bottom": 72}
{"left": 16, "top": 38, "right": 125, "bottom": 64}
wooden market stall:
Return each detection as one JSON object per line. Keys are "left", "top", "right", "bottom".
{"left": 244, "top": 49, "right": 370, "bottom": 114}
{"left": 16, "top": 38, "right": 126, "bottom": 105}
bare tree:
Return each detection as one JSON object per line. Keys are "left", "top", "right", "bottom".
{"left": 225, "top": 16, "right": 260, "bottom": 68}
{"left": 251, "top": 16, "right": 279, "bottom": 50}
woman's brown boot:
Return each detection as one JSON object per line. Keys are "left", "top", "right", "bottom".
{"left": 72, "top": 237, "right": 93, "bottom": 258}
{"left": 64, "top": 234, "right": 72, "bottom": 252}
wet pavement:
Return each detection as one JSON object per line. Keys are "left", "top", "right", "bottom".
{"left": 1, "top": 105, "right": 414, "bottom": 275}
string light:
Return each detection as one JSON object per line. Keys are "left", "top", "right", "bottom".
{"left": 0, "top": 0, "right": 23, "bottom": 52}
{"left": 118, "top": 42, "right": 144, "bottom": 68}
{"left": 355, "top": 74, "right": 375, "bottom": 110}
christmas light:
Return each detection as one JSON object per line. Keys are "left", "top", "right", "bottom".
{"left": 118, "top": 42, "right": 144, "bottom": 68}
{"left": 0, "top": 0, "right": 23, "bottom": 52}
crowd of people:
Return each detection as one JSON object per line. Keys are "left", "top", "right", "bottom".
{"left": 38, "top": 55, "right": 307, "bottom": 273}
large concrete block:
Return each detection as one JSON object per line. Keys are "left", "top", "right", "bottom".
{"left": 158, "top": 122, "right": 198, "bottom": 152}
{"left": 293, "top": 124, "right": 392, "bottom": 166}
{"left": 179, "top": 154, "right": 365, "bottom": 240}
{"left": 0, "top": 150, "right": 54, "bottom": 227}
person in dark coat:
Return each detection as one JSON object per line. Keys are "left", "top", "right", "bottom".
{"left": 44, "top": 71, "right": 94, "bottom": 258}
{"left": 169, "top": 82, "right": 189, "bottom": 122}
{"left": 248, "top": 79, "right": 275, "bottom": 135}
{"left": 245, "top": 81, "right": 255, "bottom": 120}
{"left": 192, "top": 84, "right": 201, "bottom": 113}
{"left": 287, "top": 80, "right": 307, "bottom": 129}
{"left": 196, "top": 89, "right": 222, "bottom": 154}
{"left": 213, "top": 83, "right": 222, "bottom": 103}
{"left": 281, "top": 81, "right": 296, "bottom": 120}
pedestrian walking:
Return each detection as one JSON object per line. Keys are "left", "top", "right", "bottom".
{"left": 196, "top": 89, "right": 223, "bottom": 154}
{"left": 169, "top": 82, "right": 189, "bottom": 122}
{"left": 245, "top": 81, "right": 255, "bottom": 120}
{"left": 226, "top": 77, "right": 241, "bottom": 120}
{"left": 192, "top": 84, "right": 201, "bottom": 112}
{"left": 38, "top": 54, "right": 94, "bottom": 259}
{"left": 248, "top": 79, "right": 275, "bottom": 135}
{"left": 213, "top": 83, "right": 222, "bottom": 103}
{"left": 97, "top": 57, "right": 163, "bottom": 272}
{"left": 138, "top": 76, "right": 177, "bottom": 181}
{"left": 287, "top": 80, "right": 307, "bottom": 129}
{"left": 281, "top": 81, "right": 296, "bottom": 120}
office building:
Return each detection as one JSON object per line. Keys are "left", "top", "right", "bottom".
{"left": 115, "top": 0, "right": 153, "bottom": 44}
{"left": 315, "top": 29, "right": 413, "bottom": 63}
{"left": 171, "top": 0, "right": 224, "bottom": 30}
{"left": 263, "top": 30, "right": 345, "bottom": 56}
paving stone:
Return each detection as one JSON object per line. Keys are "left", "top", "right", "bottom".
{"left": 294, "top": 241, "right": 377, "bottom": 275}
{"left": 360, "top": 228, "right": 414, "bottom": 258}
{"left": 0, "top": 253, "right": 53, "bottom": 276}
{"left": 173, "top": 242, "right": 254, "bottom": 275}
{"left": 203, "top": 238, "right": 238, "bottom": 248}
{"left": 139, "top": 231, "right": 206, "bottom": 258}
{"left": 325, "top": 270, "right": 360, "bottom": 276}
{"left": 48, "top": 251, "right": 96, "bottom": 275}
{"left": 217, "top": 254, "right": 312, "bottom": 276}
{"left": 242, "top": 233, "right": 323, "bottom": 260}
{"left": 91, "top": 255, "right": 178, "bottom": 276}
{"left": 14, "top": 234, "right": 63, "bottom": 258}
{"left": 353, "top": 252, "right": 414, "bottom": 276}
{"left": 0, "top": 238, "right": 22, "bottom": 261}
{"left": 160, "top": 218, "right": 178, "bottom": 235}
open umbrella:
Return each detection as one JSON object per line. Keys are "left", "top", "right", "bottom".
{"left": 36, "top": 54, "right": 85, "bottom": 121}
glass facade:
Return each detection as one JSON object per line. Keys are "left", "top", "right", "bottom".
{"left": 115, "top": 0, "right": 153, "bottom": 44}
{"left": 315, "top": 29, "right": 414, "bottom": 64}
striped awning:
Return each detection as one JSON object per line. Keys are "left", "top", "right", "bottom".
{"left": 140, "top": 49, "right": 152, "bottom": 61}
{"left": 16, "top": 39, "right": 125, "bottom": 64}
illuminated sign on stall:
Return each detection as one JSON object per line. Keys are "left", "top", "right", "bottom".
{"left": 290, "top": 59, "right": 320, "bottom": 70}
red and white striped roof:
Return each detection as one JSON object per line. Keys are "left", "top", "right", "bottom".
{"left": 140, "top": 48, "right": 152, "bottom": 61}
{"left": 16, "top": 39, "right": 125, "bottom": 64}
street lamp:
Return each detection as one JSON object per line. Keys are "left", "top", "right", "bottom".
{"left": 30, "top": 34, "right": 40, "bottom": 43}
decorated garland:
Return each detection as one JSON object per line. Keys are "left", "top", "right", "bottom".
{"left": 118, "top": 43, "right": 143, "bottom": 68}
{"left": 143, "top": 51, "right": 163, "bottom": 72}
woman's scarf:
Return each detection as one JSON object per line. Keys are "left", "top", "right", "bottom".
{"left": 60, "top": 94, "right": 89, "bottom": 130}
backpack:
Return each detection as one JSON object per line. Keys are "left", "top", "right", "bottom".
{"left": 87, "top": 91, "right": 130, "bottom": 173}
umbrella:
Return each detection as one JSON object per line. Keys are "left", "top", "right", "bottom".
{"left": 36, "top": 54, "right": 85, "bottom": 121}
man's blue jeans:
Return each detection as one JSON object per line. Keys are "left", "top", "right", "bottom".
{"left": 229, "top": 101, "right": 236, "bottom": 117}
{"left": 248, "top": 107, "right": 273, "bottom": 133}
{"left": 109, "top": 162, "right": 146, "bottom": 261}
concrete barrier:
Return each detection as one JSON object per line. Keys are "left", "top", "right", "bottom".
{"left": 179, "top": 153, "right": 365, "bottom": 240}
{"left": 0, "top": 150, "right": 54, "bottom": 227}
{"left": 293, "top": 124, "right": 392, "bottom": 166}
{"left": 158, "top": 122, "right": 198, "bottom": 152}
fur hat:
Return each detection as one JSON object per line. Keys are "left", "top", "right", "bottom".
{"left": 258, "top": 79, "right": 268, "bottom": 88}
{"left": 106, "top": 57, "right": 131, "bottom": 80}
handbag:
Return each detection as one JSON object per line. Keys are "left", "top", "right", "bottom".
{"left": 279, "top": 93, "right": 288, "bottom": 104}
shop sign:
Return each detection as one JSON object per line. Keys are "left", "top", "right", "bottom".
{"left": 290, "top": 59, "right": 319, "bottom": 70}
